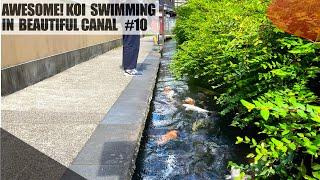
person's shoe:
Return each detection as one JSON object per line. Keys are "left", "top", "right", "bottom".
{"left": 132, "top": 69, "right": 143, "bottom": 75}
{"left": 124, "top": 69, "right": 143, "bottom": 76}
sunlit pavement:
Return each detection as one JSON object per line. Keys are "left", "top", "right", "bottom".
{"left": 1, "top": 36, "right": 159, "bottom": 179}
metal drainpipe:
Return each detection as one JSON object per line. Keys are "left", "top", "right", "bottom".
{"left": 162, "top": 4, "right": 166, "bottom": 45}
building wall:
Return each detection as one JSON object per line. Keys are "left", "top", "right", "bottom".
{"left": 1, "top": 35, "right": 121, "bottom": 68}
{"left": 1, "top": 34, "right": 123, "bottom": 95}
{"left": 160, "top": 0, "right": 175, "bottom": 9}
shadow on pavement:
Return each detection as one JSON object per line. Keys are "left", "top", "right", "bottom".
{"left": 97, "top": 141, "right": 135, "bottom": 178}
{"left": 118, "top": 62, "right": 152, "bottom": 72}
{"left": 137, "top": 63, "right": 152, "bottom": 72}
{"left": 1, "top": 128, "right": 85, "bottom": 180}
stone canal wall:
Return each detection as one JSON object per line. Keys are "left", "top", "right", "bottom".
{"left": 66, "top": 50, "right": 160, "bottom": 180}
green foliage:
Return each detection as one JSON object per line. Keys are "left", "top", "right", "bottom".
{"left": 171, "top": 0, "right": 320, "bottom": 179}
{"left": 239, "top": 87, "right": 320, "bottom": 179}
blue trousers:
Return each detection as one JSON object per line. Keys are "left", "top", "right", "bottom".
{"left": 122, "top": 35, "right": 140, "bottom": 70}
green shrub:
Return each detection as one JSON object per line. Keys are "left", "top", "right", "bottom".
{"left": 171, "top": 0, "right": 320, "bottom": 179}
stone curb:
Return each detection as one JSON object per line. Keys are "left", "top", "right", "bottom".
{"left": 64, "top": 49, "right": 160, "bottom": 180}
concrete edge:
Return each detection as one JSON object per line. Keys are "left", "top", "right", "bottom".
{"left": 1, "top": 39, "right": 122, "bottom": 96}
{"left": 65, "top": 49, "right": 160, "bottom": 180}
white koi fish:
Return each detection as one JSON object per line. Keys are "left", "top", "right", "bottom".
{"left": 164, "top": 86, "right": 175, "bottom": 100}
{"left": 182, "top": 104, "right": 210, "bottom": 113}
{"left": 225, "top": 167, "right": 251, "bottom": 180}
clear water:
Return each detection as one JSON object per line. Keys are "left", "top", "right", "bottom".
{"left": 134, "top": 40, "right": 242, "bottom": 180}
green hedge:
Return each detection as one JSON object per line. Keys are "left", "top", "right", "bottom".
{"left": 171, "top": 0, "right": 320, "bottom": 179}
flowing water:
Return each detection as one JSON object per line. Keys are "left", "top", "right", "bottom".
{"left": 134, "top": 40, "right": 243, "bottom": 180}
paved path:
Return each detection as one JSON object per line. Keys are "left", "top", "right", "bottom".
{"left": 1, "top": 36, "right": 156, "bottom": 173}
{"left": 66, "top": 49, "right": 160, "bottom": 180}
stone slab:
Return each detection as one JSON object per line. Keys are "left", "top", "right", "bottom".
{"left": 68, "top": 50, "right": 160, "bottom": 180}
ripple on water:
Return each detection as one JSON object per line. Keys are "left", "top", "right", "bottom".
{"left": 134, "top": 41, "right": 238, "bottom": 180}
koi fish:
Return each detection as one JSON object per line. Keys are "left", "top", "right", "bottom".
{"left": 225, "top": 167, "right": 240, "bottom": 180}
{"left": 226, "top": 167, "right": 251, "bottom": 180}
{"left": 182, "top": 104, "right": 210, "bottom": 113}
{"left": 157, "top": 130, "right": 179, "bottom": 145}
{"left": 183, "top": 97, "right": 195, "bottom": 105}
{"left": 164, "top": 86, "right": 175, "bottom": 100}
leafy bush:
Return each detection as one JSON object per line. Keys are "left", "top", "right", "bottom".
{"left": 171, "top": 0, "right": 320, "bottom": 179}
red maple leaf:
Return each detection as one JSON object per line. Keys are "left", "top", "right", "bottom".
{"left": 267, "top": 0, "right": 320, "bottom": 41}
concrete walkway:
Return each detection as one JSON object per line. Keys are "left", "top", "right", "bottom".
{"left": 1, "top": 36, "right": 159, "bottom": 179}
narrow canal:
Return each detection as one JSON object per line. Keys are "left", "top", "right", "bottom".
{"left": 134, "top": 40, "right": 244, "bottom": 180}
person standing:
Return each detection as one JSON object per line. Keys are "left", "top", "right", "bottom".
{"left": 122, "top": 35, "right": 143, "bottom": 76}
